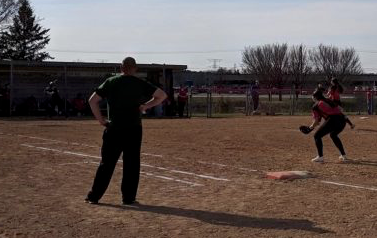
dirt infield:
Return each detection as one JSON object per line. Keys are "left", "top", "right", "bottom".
{"left": 0, "top": 116, "right": 376, "bottom": 238}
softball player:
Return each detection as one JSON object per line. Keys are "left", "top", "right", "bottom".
{"left": 327, "top": 77, "right": 355, "bottom": 129}
{"left": 309, "top": 89, "right": 349, "bottom": 163}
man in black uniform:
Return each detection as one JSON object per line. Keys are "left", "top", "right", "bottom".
{"left": 85, "top": 57, "right": 167, "bottom": 205}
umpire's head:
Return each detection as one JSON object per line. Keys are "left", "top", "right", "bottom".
{"left": 121, "top": 57, "right": 137, "bottom": 75}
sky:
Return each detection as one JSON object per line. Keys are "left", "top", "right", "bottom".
{"left": 31, "top": 0, "right": 377, "bottom": 72}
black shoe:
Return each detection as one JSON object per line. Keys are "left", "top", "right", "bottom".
{"left": 122, "top": 200, "right": 139, "bottom": 206}
{"left": 84, "top": 197, "right": 98, "bottom": 204}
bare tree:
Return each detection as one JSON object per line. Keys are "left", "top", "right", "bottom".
{"left": 310, "top": 44, "right": 362, "bottom": 83}
{"left": 242, "top": 45, "right": 272, "bottom": 87}
{"left": 0, "top": 0, "right": 18, "bottom": 29}
{"left": 288, "top": 44, "right": 312, "bottom": 97}
{"left": 242, "top": 43, "right": 289, "bottom": 100}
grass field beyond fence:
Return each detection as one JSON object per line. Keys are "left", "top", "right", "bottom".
{"left": 188, "top": 93, "right": 376, "bottom": 117}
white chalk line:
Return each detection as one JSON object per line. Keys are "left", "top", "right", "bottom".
{"left": 17, "top": 134, "right": 99, "bottom": 148}
{"left": 321, "top": 180, "right": 377, "bottom": 192}
{"left": 141, "top": 163, "right": 230, "bottom": 181}
{"left": 14, "top": 134, "right": 377, "bottom": 193}
{"left": 17, "top": 133, "right": 165, "bottom": 157}
{"left": 177, "top": 157, "right": 258, "bottom": 173}
{"left": 142, "top": 153, "right": 163, "bottom": 158}
{"left": 22, "top": 141, "right": 61, "bottom": 145}
{"left": 14, "top": 133, "right": 258, "bottom": 173}
{"left": 197, "top": 160, "right": 258, "bottom": 172}
{"left": 20, "top": 143, "right": 229, "bottom": 182}
{"left": 57, "top": 160, "right": 203, "bottom": 187}
{"left": 140, "top": 171, "right": 203, "bottom": 187}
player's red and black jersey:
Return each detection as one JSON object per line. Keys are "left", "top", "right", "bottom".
{"left": 327, "top": 88, "right": 340, "bottom": 101}
{"left": 312, "top": 100, "right": 343, "bottom": 121}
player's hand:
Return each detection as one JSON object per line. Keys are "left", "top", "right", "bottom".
{"left": 99, "top": 118, "right": 110, "bottom": 127}
{"left": 139, "top": 104, "right": 148, "bottom": 114}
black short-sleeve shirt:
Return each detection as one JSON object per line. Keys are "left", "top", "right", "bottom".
{"left": 96, "top": 74, "right": 157, "bottom": 127}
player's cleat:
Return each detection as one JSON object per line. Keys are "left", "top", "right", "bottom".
{"left": 311, "top": 156, "right": 324, "bottom": 163}
{"left": 350, "top": 124, "right": 355, "bottom": 129}
{"left": 339, "top": 155, "right": 350, "bottom": 163}
{"left": 84, "top": 197, "right": 98, "bottom": 204}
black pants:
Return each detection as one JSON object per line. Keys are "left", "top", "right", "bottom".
{"left": 178, "top": 101, "right": 186, "bottom": 117}
{"left": 87, "top": 125, "right": 142, "bottom": 203}
{"left": 314, "top": 115, "right": 346, "bottom": 157}
{"left": 252, "top": 95, "right": 259, "bottom": 111}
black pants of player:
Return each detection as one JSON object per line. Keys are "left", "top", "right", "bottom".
{"left": 178, "top": 101, "right": 186, "bottom": 117}
{"left": 87, "top": 125, "right": 142, "bottom": 203}
{"left": 314, "top": 115, "right": 346, "bottom": 157}
{"left": 252, "top": 95, "right": 259, "bottom": 111}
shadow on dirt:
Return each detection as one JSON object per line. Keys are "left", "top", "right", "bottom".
{"left": 97, "top": 203, "right": 331, "bottom": 234}
{"left": 356, "top": 128, "right": 377, "bottom": 133}
{"left": 346, "top": 159, "right": 377, "bottom": 167}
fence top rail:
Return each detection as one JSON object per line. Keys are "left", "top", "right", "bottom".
{"left": 185, "top": 86, "right": 377, "bottom": 95}
{"left": 0, "top": 60, "right": 187, "bottom": 70}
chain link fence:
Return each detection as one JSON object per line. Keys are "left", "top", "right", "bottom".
{"left": 0, "top": 62, "right": 118, "bottom": 117}
{"left": 186, "top": 86, "right": 376, "bottom": 118}
{"left": 1, "top": 62, "right": 375, "bottom": 118}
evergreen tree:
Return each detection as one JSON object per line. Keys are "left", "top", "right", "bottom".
{"left": 0, "top": 0, "right": 19, "bottom": 29}
{"left": 0, "top": 0, "right": 52, "bottom": 61}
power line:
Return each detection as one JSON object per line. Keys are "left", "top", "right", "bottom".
{"left": 46, "top": 49, "right": 242, "bottom": 55}
{"left": 45, "top": 48, "right": 377, "bottom": 55}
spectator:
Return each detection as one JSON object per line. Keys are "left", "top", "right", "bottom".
{"left": 367, "top": 87, "right": 373, "bottom": 115}
{"left": 251, "top": 80, "right": 260, "bottom": 113}
{"left": 154, "top": 84, "right": 164, "bottom": 117}
{"left": 44, "top": 80, "right": 61, "bottom": 117}
{"left": 177, "top": 85, "right": 188, "bottom": 117}
{"left": 316, "top": 83, "right": 326, "bottom": 94}
{"left": 72, "top": 93, "right": 86, "bottom": 116}
{"left": 0, "top": 83, "right": 10, "bottom": 116}
{"left": 25, "top": 95, "right": 38, "bottom": 116}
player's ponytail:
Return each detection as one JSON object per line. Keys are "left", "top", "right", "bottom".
{"left": 313, "top": 89, "right": 337, "bottom": 108}
{"left": 331, "top": 77, "right": 344, "bottom": 93}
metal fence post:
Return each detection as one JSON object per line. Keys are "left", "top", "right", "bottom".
{"left": 245, "top": 90, "right": 249, "bottom": 116}
{"left": 206, "top": 89, "right": 209, "bottom": 118}
{"left": 290, "top": 87, "right": 293, "bottom": 116}
{"left": 9, "top": 61, "right": 13, "bottom": 116}
{"left": 188, "top": 87, "right": 192, "bottom": 118}
{"left": 64, "top": 66, "right": 67, "bottom": 116}
{"left": 206, "top": 87, "right": 212, "bottom": 118}
{"left": 186, "top": 86, "right": 191, "bottom": 118}
{"left": 370, "top": 89, "right": 374, "bottom": 115}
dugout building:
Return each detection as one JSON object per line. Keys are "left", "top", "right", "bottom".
{"left": 0, "top": 60, "right": 187, "bottom": 116}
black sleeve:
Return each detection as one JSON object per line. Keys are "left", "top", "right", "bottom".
{"left": 95, "top": 79, "right": 110, "bottom": 98}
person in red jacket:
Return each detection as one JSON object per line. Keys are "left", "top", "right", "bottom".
{"left": 327, "top": 77, "right": 355, "bottom": 129}
{"left": 177, "top": 85, "right": 188, "bottom": 117}
{"left": 309, "top": 89, "right": 349, "bottom": 163}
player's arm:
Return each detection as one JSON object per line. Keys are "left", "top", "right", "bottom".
{"left": 89, "top": 92, "right": 109, "bottom": 127}
{"left": 309, "top": 118, "right": 320, "bottom": 130}
{"left": 139, "top": 88, "right": 167, "bottom": 112}
{"left": 309, "top": 108, "right": 321, "bottom": 130}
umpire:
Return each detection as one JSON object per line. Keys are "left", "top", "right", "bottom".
{"left": 85, "top": 57, "right": 167, "bottom": 205}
